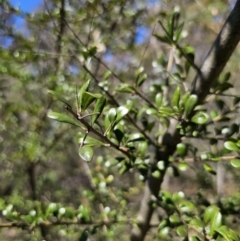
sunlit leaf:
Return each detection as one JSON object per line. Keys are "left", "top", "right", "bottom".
{"left": 204, "top": 205, "right": 222, "bottom": 236}
{"left": 155, "top": 93, "right": 163, "bottom": 108}
{"left": 116, "top": 83, "right": 135, "bottom": 93}
{"left": 216, "top": 225, "right": 239, "bottom": 241}
{"left": 224, "top": 141, "right": 239, "bottom": 151}
{"left": 91, "top": 96, "right": 106, "bottom": 125}
{"left": 127, "top": 133, "right": 145, "bottom": 143}
{"left": 79, "top": 146, "right": 94, "bottom": 162}
{"left": 230, "top": 159, "right": 240, "bottom": 168}
{"left": 177, "top": 143, "right": 187, "bottom": 157}
{"left": 184, "top": 94, "right": 198, "bottom": 117}
{"left": 116, "top": 106, "right": 129, "bottom": 123}
{"left": 77, "top": 133, "right": 105, "bottom": 147}
{"left": 48, "top": 111, "right": 82, "bottom": 128}
{"left": 191, "top": 112, "right": 209, "bottom": 124}
{"left": 203, "top": 163, "right": 216, "bottom": 175}
{"left": 177, "top": 225, "right": 188, "bottom": 237}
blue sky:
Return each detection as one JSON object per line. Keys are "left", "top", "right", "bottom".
{"left": 9, "top": 0, "right": 42, "bottom": 12}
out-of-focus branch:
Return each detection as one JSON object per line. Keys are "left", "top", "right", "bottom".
{"left": 131, "top": 1, "right": 240, "bottom": 241}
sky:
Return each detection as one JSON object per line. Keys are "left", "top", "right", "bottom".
{"left": 9, "top": 0, "right": 42, "bottom": 12}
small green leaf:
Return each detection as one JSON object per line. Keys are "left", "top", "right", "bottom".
{"left": 204, "top": 205, "right": 222, "bottom": 236}
{"left": 155, "top": 93, "right": 163, "bottom": 108}
{"left": 91, "top": 96, "right": 106, "bottom": 125}
{"left": 137, "top": 73, "right": 147, "bottom": 87}
{"left": 176, "top": 225, "right": 188, "bottom": 237}
{"left": 48, "top": 90, "right": 71, "bottom": 107}
{"left": 178, "top": 162, "right": 189, "bottom": 171}
{"left": 48, "top": 111, "right": 82, "bottom": 128}
{"left": 127, "top": 133, "right": 145, "bottom": 143}
{"left": 116, "top": 83, "right": 135, "bottom": 93}
{"left": 224, "top": 141, "right": 239, "bottom": 151}
{"left": 116, "top": 106, "right": 129, "bottom": 123}
{"left": 103, "top": 70, "right": 112, "bottom": 80}
{"left": 135, "top": 66, "right": 144, "bottom": 79}
{"left": 203, "top": 163, "right": 216, "bottom": 175}
{"left": 230, "top": 159, "right": 240, "bottom": 168}
{"left": 154, "top": 33, "right": 171, "bottom": 44}
{"left": 81, "top": 92, "right": 97, "bottom": 111}
{"left": 191, "top": 112, "right": 209, "bottom": 124}
{"left": 159, "top": 106, "right": 175, "bottom": 117}
{"left": 79, "top": 146, "right": 94, "bottom": 162}
{"left": 152, "top": 170, "right": 161, "bottom": 178}
{"left": 108, "top": 108, "right": 117, "bottom": 122}
{"left": 189, "top": 218, "right": 204, "bottom": 229}
{"left": 77, "top": 133, "right": 105, "bottom": 147}
{"left": 184, "top": 94, "right": 198, "bottom": 117}
{"left": 169, "top": 214, "right": 180, "bottom": 224}
{"left": 177, "top": 143, "right": 187, "bottom": 157}
{"left": 79, "top": 80, "right": 91, "bottom": 112}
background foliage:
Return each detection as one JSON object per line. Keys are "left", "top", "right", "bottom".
{"left": 1, "top": 0, "right": 240, "bottom": 240}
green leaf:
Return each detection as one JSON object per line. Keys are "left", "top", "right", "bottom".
{"left": 91, "top": 96, "right": 106, "bottom": 125}
{"left": 116, "top": 83, "right": 135, "bottom": 93}
{"left": 152, "top": 170, "right": 161, "bottom": 178}
{"left": 48, "top": 90, "right": 71, "bottom": 107}
{"left": 224, "top": 141, "right": 239, "bottom": 151}
{"left": 155, "top": 93, "right": 163, "bottom": 108}
{"left": 103, "top": 70, "right": 112, "bottom": 80}
{"left": 203, "top": 163, "right": 216, "bottom": 175}
{"left": 159, "top": 106, "right": 175, "bottom": 117}
{"left": 214, "top": 83, "right": 233, "bottom": 94}
{"left": 78, "top": 80, "right": 91, "bottom": 112}
{"left": 79, "top": 146, "right": 94, "bottom": 162}
{"left": 81, "top": 92, "right": 100, "bottom": 111}
{"left": 184, "top": 94, "right": 198, "bottom": 117}
{"left": 116, "top": 106, "right": 129, "bottom": 123}
{"left": 169, "top": 214, "right": 180, "bottom": 224}
{"left": 108, "top": 108, "right": 117, "bottom": 122}
{"left": 137, "top": 73, "right": 147, "bottom": 87}
{"left": 77, "top": 133, "right": 105, "bottom": 147}
{"left": 104, "top": 108, "right": 117, "bottom": 135}
{"left": 204, "top": 205, "right": 222, "bottom": 236}
{"left": 127, "top": 133, "right": 145, "bottom": 143}
{"left": 154, "top": 33, "right": 171, "bottom": 44}
{"left": 189, "top": 217, "right": 204, "bottom": 229}
{"left": 48, "top": 111, "right": 82, "bottom": 128}
{"left": 114, "top": 128, "right": 124, "bottom": 143}
{"left": 177, "top": 225, "right": 188, "bottom": 237}
{"left": 178, "top": 162, "right": 189, "bottom": 171}
{"left": 172, "top": 86, "right": 180, "bottom": 109}
{"left": 230, "top": 159, "right": 240, "bottom": 168}
{"left": 216, "top": 225, "right": 239, "bottom": 241}
{"left": 177, "top": 143, "right": 187, "bottom": 157}
{"left": 79, "top": 228, "right": 89, "bottom": 241}
{"left": 191, "top": 112, "right": 209, "bottom": 124}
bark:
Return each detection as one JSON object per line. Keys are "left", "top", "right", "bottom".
{"left": 130, "top": 1, "right": 240, "bottom": 240}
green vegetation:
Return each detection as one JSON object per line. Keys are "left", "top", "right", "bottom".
{"left": 1, "top": 0, "right": 240, "bottom": 240}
